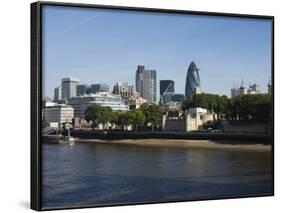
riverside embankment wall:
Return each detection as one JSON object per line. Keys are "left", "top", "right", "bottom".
{"left": 70, "top": 130, "right": 272, "bottom": 144}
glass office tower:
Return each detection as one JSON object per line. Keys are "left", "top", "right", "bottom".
{"left": 135, "top": 65, "right": 157, "bottom": 102}
{"left": 76, "top": 84, "right": 91, "bottom": 96}
{"left": 160, "top": 80, "right": 175, "bottom": 104}
{"left": 61, "top": 77, "right": 80, "bottom": 100}
{"left": 185, "top": 61, "right": 201, "bottom": 99}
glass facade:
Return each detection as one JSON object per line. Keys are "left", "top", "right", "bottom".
{"left": 135, "top": 65, "right": 145, "bottom": 98}
{"left": 53, "top": 86, "right": 62, "bottom": 102}
{"left": 160, "top": 80, "right": 175, "bottom": 95}
{"left": 89, "top": 83, "right": 110, "bottom": 93}
{"left": 76, "top": 84, "right": 91, "bottom": 96}
{"left": 185, "top": 61, "right": 201, "bottom": 99}
{"left": 171, "top": 93, "right": 186, "bottom": 103}
{"left": 61, "top": 77, "right": 80, "bottom": 100}
{"left": 135, "top": 66, "right": 157, "bottom": 102}
{"left": 160, "top": 80, "right": 175, "bottom": 104}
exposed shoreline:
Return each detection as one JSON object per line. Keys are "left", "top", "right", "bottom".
{"left": 73, "top": 138, "right": 271, "bottom": 151}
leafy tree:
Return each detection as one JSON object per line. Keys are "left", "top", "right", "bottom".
{"left": 182, "top": 93, "right": 272, "bottom": 123}
{"left": 99, "top": 106, "right": 113, "bottom": 129}
{"left": 85, "top": 104, "right": 113, "bottom": 129}
{"left": 238, "top": 94, "right": 272, "bottom": 121}
{"left": 85, "top": 103, "right": 103, "bottom": 128}
{"left": 216, "top": 95, "right": 228, "bottom": 119}
{"left": 181, "top": 98, "right": 194, "bottom": 110}
{"left": 111, "top": 111, "right": 122, "bottom": 129}
{"left": 225, "top": 94, "right": 271, "bottom": 122}
{"left": 140, "top": 103, "right": 163, "bottom": 131}
{"left": 85, "top": 94, "right": 272, "bottom": 131}
{"left": 252, "top": 94, "right": 272, "bottom": 121}
{"left": 119, "top": 111, "right": 135, "bottom": 130}
{"left": 182, "top": 93, "right": 220, "bottom": 112}
{"left": 132, "top": 109, "right": 146, "bottom": 131}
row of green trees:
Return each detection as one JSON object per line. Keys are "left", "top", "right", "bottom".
{"left": 182, "top": 93, "right": 272, "bottom": 122}
{"left": 85, "top": 103, "right": 163, "bottom": 130}
{"left": 182, "top": 93, "right": 228, "bottom": 119}
{"left": 228, "top": 94, "right": 272, "bottom": 121}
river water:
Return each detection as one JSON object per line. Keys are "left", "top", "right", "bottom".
{"left": 42, "top": 141, "right": 272, "bottom": 209}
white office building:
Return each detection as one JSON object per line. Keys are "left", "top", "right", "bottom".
{"left": 43, "top": 104, "right": 74, "bottom": 127}
{"left": 68, "top": 92, "right": 129, "bottom": 118}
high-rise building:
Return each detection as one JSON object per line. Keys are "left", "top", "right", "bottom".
{"left": 160, "top": 80, "right": 175, "bottom": 95}
{"left": 61, "top": 77, "right": 80, "bottom": 100}
{"left": 135, "top": 65, "right": 157, "bottom": 102}
{"left": 88, "top": 83, "right": 109, "bottom": 94}
{"left": 54, "top": 86, "right": 62, "bottom": 102}
{"left": 160, "top": 80, "right": 175, "bottom": 104}
{"left": 135, "top": 65, "right": 145, "bottom": 97}
{"left": 76, "top": 84, "right": 90, "bottom": 96}
{"left": 185, "top": 61, "right": 201, "bottom": 99}
{"left": 112, "top": 82, "right": 139, "bottom": 99}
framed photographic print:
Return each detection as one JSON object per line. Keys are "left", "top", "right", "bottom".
{"left": 31, "top": 1, "right": 274, "bottom": 211}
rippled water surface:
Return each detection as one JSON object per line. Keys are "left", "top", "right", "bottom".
{"left": 42, "top": 142, "right": 272, "bottom": 209}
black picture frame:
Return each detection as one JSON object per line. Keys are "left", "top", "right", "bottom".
{"left": 31, "top": 1, "right": 274, "bottom": 211}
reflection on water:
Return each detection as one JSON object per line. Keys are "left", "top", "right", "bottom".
{"left": 42, "top": 142, "right": 272, "bottom": 209}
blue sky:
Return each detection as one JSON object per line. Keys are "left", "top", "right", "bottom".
{"left": 42, "top": 5, "right": 272, "bottom": 99}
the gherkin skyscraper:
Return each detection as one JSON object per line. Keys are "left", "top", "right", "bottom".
{"left": 185, "top": 61, "right": 201, "bottom": 99}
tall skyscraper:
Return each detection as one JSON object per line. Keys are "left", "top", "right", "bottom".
{"left": 135, "top": 65, "right": 145, "bottom": 97}
{"left": 61, "top": 77, "right": 80, "bottom": 100}
{"left": 135, "top": 65, "right": 157, "bottom": 102}
{"left": 160, "top": 80, "right": 175, "bottom": 104}
{"left": 185, "top": 61, "right": 201, "bottom": 99}
{"left": 53, "top": 86, "right": 62, "bottom": 102}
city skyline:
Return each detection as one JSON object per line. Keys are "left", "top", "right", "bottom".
{"left": 42, "top": 5, "right": 272, "bottom": 99}
{"left": 49, "top": 66, "right": 270, "bottom": 102}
